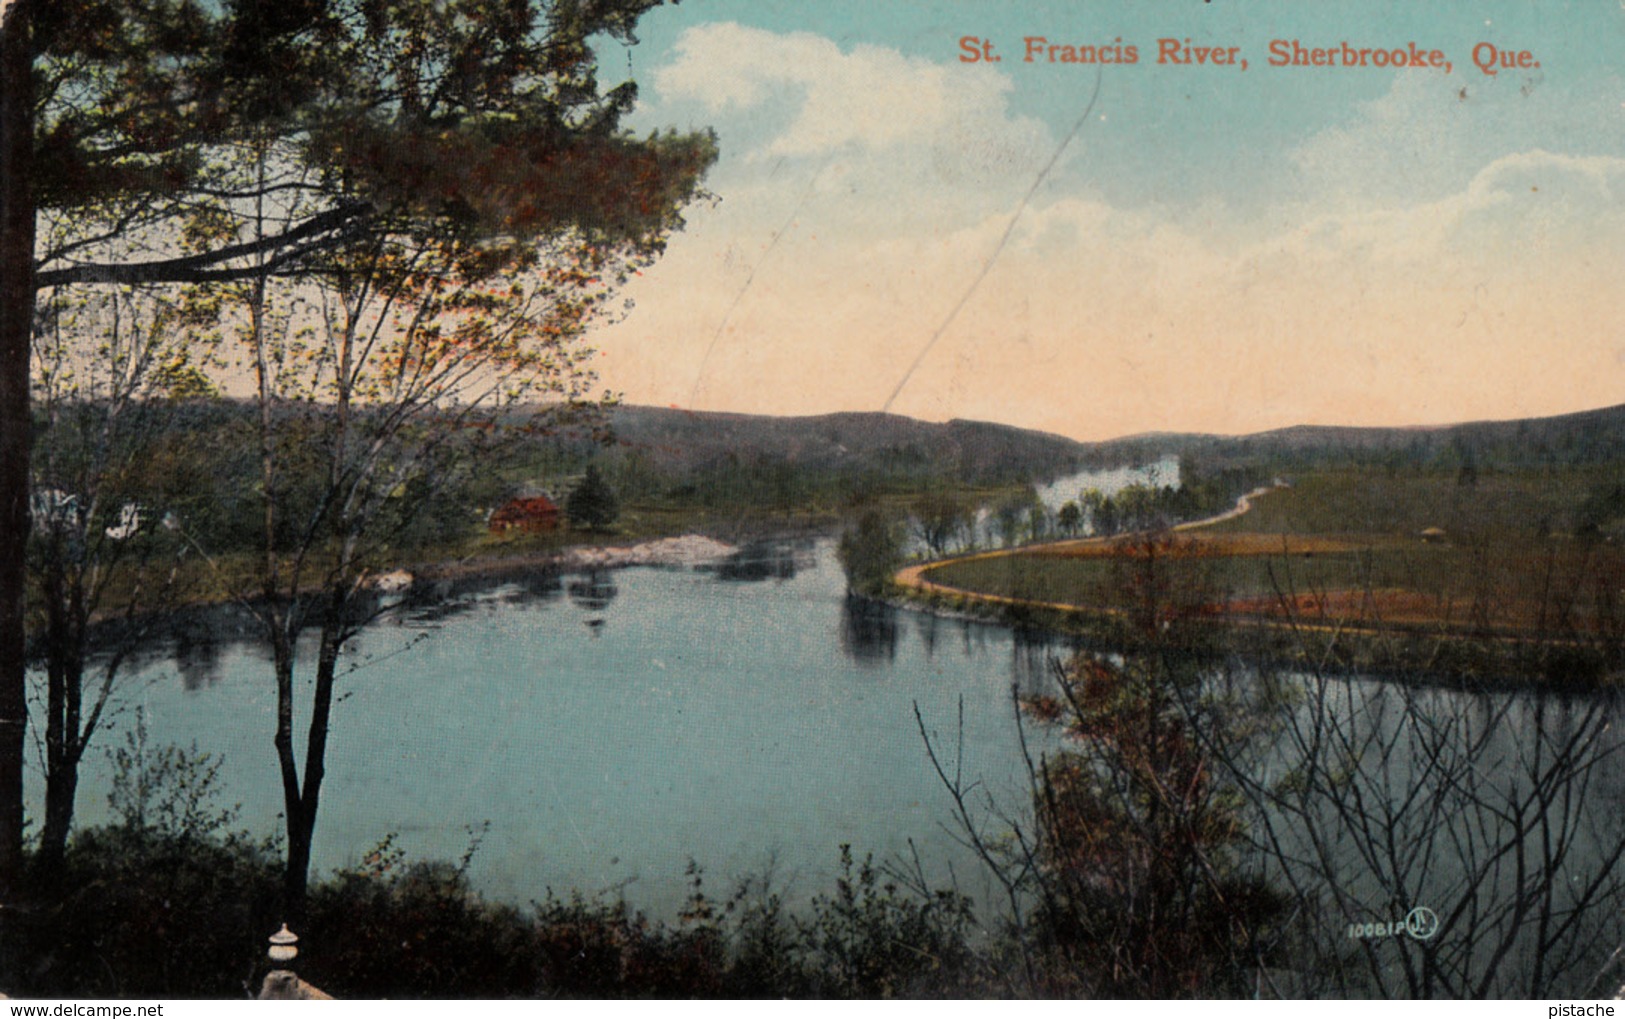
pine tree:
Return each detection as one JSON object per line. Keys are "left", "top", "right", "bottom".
{"left": 567, "top": 464, "right": 620, "bottom": 529}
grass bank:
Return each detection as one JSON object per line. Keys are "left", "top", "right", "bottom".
{"left": 896, "top": 469, "right": 1625, "bottom": 687}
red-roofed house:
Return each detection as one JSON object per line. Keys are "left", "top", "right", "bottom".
{"left": 489, "top": 495, "right": 561, "bottom": 533}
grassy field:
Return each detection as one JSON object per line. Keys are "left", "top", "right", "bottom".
{"left": 920, "top": 469, "right": 1625, "bottom": 641}
{"left": 1203, "top": 468, "right": 1614, "bottom": 539}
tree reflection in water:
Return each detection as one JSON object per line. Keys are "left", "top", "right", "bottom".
{"left": 709, "top": 539, "right": 811, "bottom": 583}
{"left": 568, "top": 571, "right": 620, "bottom": 616}
{"left": 839, "top": 595, "right": 898, "bottom": 665}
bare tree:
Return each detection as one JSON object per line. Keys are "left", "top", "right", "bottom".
{"left": 1196, "top": 661, "right": 1625, "bottom": 998}
{"left": 26, "top": 282, "right": 206, "bottom": 876}
{"left": 919, "top": 528, "right": 1625, "bottom": 997}
{"left": 910, "top": 490, "right": 974, "bottom": 558}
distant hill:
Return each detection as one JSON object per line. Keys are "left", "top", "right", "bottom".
{"left": 134, "top": 399, "right": 1625, "bottom": 512}
{"left": 537, "top": 401, "right": 1625, "bottom": 492}
{"left": 590, "top": 405, "right": 1094, "bottom": 487}
{"left": 1091, "top": 402, "right": 1625, "bottom": 472}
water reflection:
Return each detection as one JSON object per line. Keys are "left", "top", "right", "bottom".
{"left": 173, "top": 627, "right": 222, "bottom": 692}
{"left": 708, "top": 539, "right": 813, "bottom": 583}
{"left": 839, "top": 595, "right": 898, "bottom": 665}
{"left": 87, "top": 541, "right": 839, "bottom": 689}
{"left": 404, "top": 569, "right": 565, "bottom": 624}
{"left": 913, "top": 611, "right": 942, "bottom": 660}
{"left": 91, "top": 605, "right": 255, "bottom": 691}
{"left": 72, "top": 564, "right": 580, "bottom": 691}
{"left": 567, "top": 571, "right": 619, "bottom": 628}
{"left": 1010, "top": 628, "right": 1068, "bottom": 697}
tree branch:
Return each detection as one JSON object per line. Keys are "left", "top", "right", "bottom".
{"left": 36, "top": 200, "right": 372, "bottom": 287}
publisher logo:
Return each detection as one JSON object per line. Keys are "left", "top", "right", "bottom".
{"left": 1347, "top": 906, "right": 1439, "bottom": 942}
{"left": 1404, "top": 906, "right": 1440, "bottom": 941}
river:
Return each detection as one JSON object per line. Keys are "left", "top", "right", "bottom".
{"left": 57, "top": 461, "right": 1178, "bottom": 917}
{"left": 59, "top": 538, "right": 1070, "bottom": 919}
{"left": 45, "top": 460, "right": 1625, "bottom": 992}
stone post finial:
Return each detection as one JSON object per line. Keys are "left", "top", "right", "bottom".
{"left": 268, "top": 924, "right": 299, "bottom": 964}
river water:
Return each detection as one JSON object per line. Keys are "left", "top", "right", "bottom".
{"left": 54, "top": 461, "right": 1180, "bottom": 917}
{"left": 47, "top": 459, "right": 1625, "bottom": 991}
{"left": 61, "top": 538, "right": 1070, "bottom": 918}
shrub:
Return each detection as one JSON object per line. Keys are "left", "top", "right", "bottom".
{"left": 5, "top": 727, "right": 988, "bottom": 998}
{"left": 304, "top": 856, "right": 543, "bottom": 998}
{"left": 798, "top": 845, "right": 979, "bottom": 998}
{"left": 12, "top": 724, "right": 281, "bottom": 997}
{"left": 565, "top": 464, "right": 620, "bottom": 530}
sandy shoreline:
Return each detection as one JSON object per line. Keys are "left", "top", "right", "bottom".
{"left": 384, "top": 533, "right": 741, "bottom": 590}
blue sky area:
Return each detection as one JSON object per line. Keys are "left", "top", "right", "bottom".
{"left": 593, "top": 1, "right": 1625, "bottom": 440}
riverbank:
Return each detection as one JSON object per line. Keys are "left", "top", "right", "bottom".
{"left": 885, "top": 571, "right": 1624, "bottom": 690}
{"left": 888, "top": 485, "right": 1625, "bottom": 689}
{"left": 892, "top": 483, "right": 1281, "bottom": 608}
{"left": 390, "top": 533, "right": 741, "bottom": 590}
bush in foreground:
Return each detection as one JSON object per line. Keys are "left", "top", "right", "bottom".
{"left": 6, "top": 822, "right": 988, "bottom": 998}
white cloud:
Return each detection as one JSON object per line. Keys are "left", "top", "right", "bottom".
{"left": 654, "top": 22, "right": 1049, "bottom": 165}
{"left": 1287, "top": 69, "right": 1625, "bottom": 210}
{"left": 1251, "top": 149, "right": 1625, "bottom": 276}
{"left": 602, "top": 27, "right": 1625, "bottom": 438}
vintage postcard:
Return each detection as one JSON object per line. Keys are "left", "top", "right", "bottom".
{"left": 9, "top": 0, "right": 1625, "bottom": 1002}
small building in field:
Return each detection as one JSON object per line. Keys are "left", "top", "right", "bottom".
{"left": 489, "top": 495, "right": 561, "bottom": 533}
{"left": 1420, "top": 527, "right": 1448, "bottom": 544}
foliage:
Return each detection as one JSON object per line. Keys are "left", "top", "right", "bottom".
{"left": 1056, "top": 500, "right": 1082, "bottom": 536}
{"left": 306, "top": 858, "right": 545, "bottom": 998}
{"left": 30, "top": 0, "right": 719, "bottom": 281}
{"left": 10, "top": 807, "right": 987, "bottom": 999}
{"left": 798, "top": 844, "right": 979, "bottom": 997}
{"left": 911, "top": 490, "right": 975, "bottom": 557}
{"left": 104, "top": 710, "right": 239, "bottom": 844}
{"left": 992, "top": 488, "right": 1040, "bottom": 548}
{"left": 565, "top": 463, "right": 620, "bottom": 530}
{"left": 836, "top": 510, "right": 905, "bottom": 595}
{"left": 1021, "top": 652, "right": 1285, "bottom": 996}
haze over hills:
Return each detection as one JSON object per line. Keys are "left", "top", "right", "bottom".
{"left": 596, "top": 405, "right": 1094, "bottom": 486}
{"left": 596, "top": 401, "right": 1625, "bottom": 479}
{"left": 1083, "top": 401, "right": 1625, "bottom": 472}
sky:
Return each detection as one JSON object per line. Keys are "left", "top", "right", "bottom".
{"left": 589, "top": 0, "right": 1625, "bottom": 441}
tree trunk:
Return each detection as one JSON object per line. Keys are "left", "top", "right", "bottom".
{"left": 0, "top": 0, "right": 38, "bottom": 908}
{"left": 281, "top": 615, "right": 345, "bottom": 926}
{"left": 35, "top": 537, "right": 85, "bottom": 876}
{"left": 282, "top": 804, "right": 313, "bottom": 929}
{"left": 35, "top": 753, "right": 76, "bottom": 877}
{"left": 273, "top": 635, "right": 310, "bottom": 927}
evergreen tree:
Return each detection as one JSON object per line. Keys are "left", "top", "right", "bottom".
{"left": 567, "top": 464, "right": 620, "bottom": 529}
{"left": 1057, "top": 500, "right": 1082, "bottom": 536}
